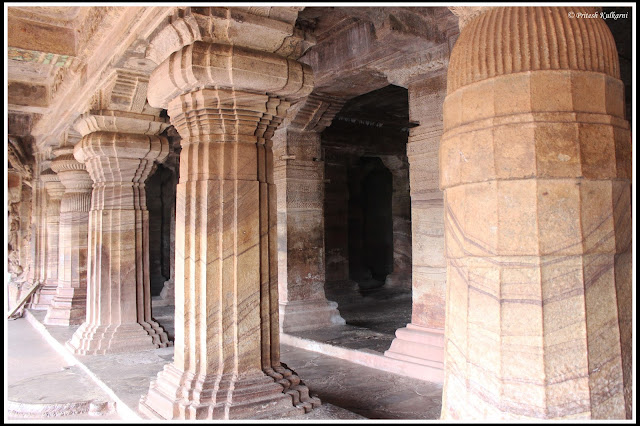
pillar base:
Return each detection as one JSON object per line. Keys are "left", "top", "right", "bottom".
{"left": 66, "top": 321, "right": 172, "bottom": 355}
{"left": 154, "top": 279, "right": 174, "bottom": 306}
{"left": 384, "top": 324, "right": 444, "bottom": 372}
{"left": 384, "top": 272, "right": 412, "bottom": 289}
{"left": 280, "top": 299, "right": 346, "bottom": 333}
{"left": 29, "top": 283, "right": 58, "bottom": 310}
{"left": 43, "top": 287, "right": 87, "bottom": 326}
{"left": 139, "top": 363, "right": 320, "bottom": 420}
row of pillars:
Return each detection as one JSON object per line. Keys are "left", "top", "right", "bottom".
{"left": 25, "top": 6, "right": 631, "bottom": 420}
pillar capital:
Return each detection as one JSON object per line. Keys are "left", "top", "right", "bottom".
{"left": 74, "top": 131, "right": 168, "bottom": 170}
{"left": 167, "top": 87, "right": 292, "bottom": 144}
{"left": 50, "top": 147, "right": 93, "bottom": 193}
{"left": 448, "top": 7, "right": 496, "bottom": 30}
{"left": 148, "top": 41, "right": 313, "bottom": 110}
{"left": 145, "top": 7, "right": 313, "bottom": 68}
{"left": 447, "top": 6, "right": 618, "bottom": 94}
{"left": 40, "top": 168, "right": 65, "bottom": 200}
{"left": 74, "top": 111, "right": 169, "bottom": 138}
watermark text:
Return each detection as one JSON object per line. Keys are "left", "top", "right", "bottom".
{"left": 568, "top": 11, "right": 629, "bottom": 20}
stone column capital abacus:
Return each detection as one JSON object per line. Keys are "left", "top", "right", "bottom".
{"left": 148, "top": 41, "right": 313, "bottom": 111}
{"left": 40, "top": 168, "right": 65, "bottom": 200}
{"left": 50, "top": 146, "right": 93, "bottom": 193}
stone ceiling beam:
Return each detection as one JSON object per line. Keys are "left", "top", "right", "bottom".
{"left": 8, "top": 16, "right": 78, "bottom": 56}
{"left": 25, "top": 6, "right": 175, "bottom": 150}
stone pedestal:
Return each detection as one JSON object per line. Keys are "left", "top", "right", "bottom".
{"left": 274, "top": 127, "right": 345, "bottom": 332}
{"left": 440, "top": 7, "right": 631, "bottom": 420}
{"left": 139, "top": 37, "right": 318, "bottom": 420}
{"left": 66, "top": 113, "right": 172, "bottom": 355}
{"left": 385, "top": 71, "right": 447, "bottom": 377}
{"left": 44, "top": 147, "right": 93, "bottom": 326}
{"left": 31, "top": 169, "right": 65, "bottom": 309}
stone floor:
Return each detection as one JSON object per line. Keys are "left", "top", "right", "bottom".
{"left": 300, "top": 280, "right": 413, "bottom": 353}
{"left": 280, "top": 344, "right": 443, "bottom": 420}
{"left": 5, "top": 316, "right": 121, "bottom": 421}
{"left": 6, "top": 299, "right": 442, "bottom": 421}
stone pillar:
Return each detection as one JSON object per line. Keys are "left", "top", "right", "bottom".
{"left": 33, "top": 168, "right": 65, "bottom": 308}
{"left": 380, "top": 155, "right": 412, "bottom": 289}
{"left": 158, "top": 141, "right": 180, "bottom": 306}
{"left": 274, "top": 94, "right": 346, "bottom": 333}
{"left": 44, "top": 146, "right": 93, "bottom": 325}
{"left": 440, "top": 7, "right": 631, "bottom": 419}
{"left": 384, "top": 70, "right": 447, "bottom": 379}
{"left": 66, "top": 112, "right": 172, "bottom": 355}
{"left": 140, "top": 37, "right": 318, "bottom": 419}
{"left": 26, "top": 154, "right": 52, "bottom": 308}
{"left": 158, "top": 200, "right": 175, "bottom": 304}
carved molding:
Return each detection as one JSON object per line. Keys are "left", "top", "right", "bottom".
{"left": 448, "top": 6, "right": 619, "bottom": 93}
{"left": 148, "top": 42, "right": 313, "bottom": 109}
{"left": 283, "top": 92, "right": 346, "bottom": 132}
{"left": 145, "top": 6, "right": 312, "bottom": 66}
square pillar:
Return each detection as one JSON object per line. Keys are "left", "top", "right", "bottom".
{"left": 274, "top": 128, "right": 345, "bottom": 332}
{"left": 66, "top": 114, "right": 172, "bottom": 355}
{"left": 384, "top": 71, "right": 448, "bottom": 380}
{"left": 139, "top": 38, "right": 318, "bottom": 420}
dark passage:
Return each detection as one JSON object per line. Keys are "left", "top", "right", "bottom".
{"left": 348, "top": 156, "right": 393, "bottom": 288}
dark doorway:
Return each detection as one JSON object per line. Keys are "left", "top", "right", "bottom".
{"left": 146, "top": 163, "right": 175, "bottom": 297}
{"left": 348, "top": 156, "right": 393, "bottom": 290}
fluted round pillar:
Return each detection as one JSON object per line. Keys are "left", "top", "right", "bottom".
{"left": 44, "top": 146, "right": 93, "bottom": 325}
{"left": 139, "top": 40, "right": 318, "bottom": 420}
{"left": 441, "top": 7, "right": 631, "bottom": 420}
{"left": 66, "top": 115, "right": 172, "bottom": 355}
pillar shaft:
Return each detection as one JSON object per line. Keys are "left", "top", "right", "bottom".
{"left": 31, "top": 169, "right": 65, "bottom": 309}
{"left": 28, "top": 155, "right": 48, "bottom": 286}
{"left": 379, "top": 155, "right": 412, "bottom": 289}
{"left": 66, "top": 127, "right": 171, "bottom": 355}
{"left": 441, "top": 7, "right": 631, "bottom": 420}
{"left": 159, "top": 148, "right": 179, "bottom": 305}
{"left": 140, "top": 38, "right": 317, "bottom": 420}
{"left": 384, "top": 71, "right": 447, "bottom": 379}
{"left": 45, "top": 148, "right": 93, "bottom": 325}
{"left": 274, "top": 128, "right": 345, "bottom": 332}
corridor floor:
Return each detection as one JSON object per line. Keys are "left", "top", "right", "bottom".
{"left": 5, "top": 309, "right": 442, "bottom": 421}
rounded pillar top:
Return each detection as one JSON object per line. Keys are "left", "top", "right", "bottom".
{"left": 447, "top": 6, "right": 620, "bottom": 93}
{"left": 51, "top": 149, "right": 93, "bottom": 191}
{"left": 40, "top": 168, "right": 66, "bottom": 198}
{"left": 74, "top": 111, "right": 170, "bottom": 138}
{"left": 73, "top": 132, "right": 169, "bottom": 184}
{"left": 147, "top": 41, "right": 313, "bottom": 109}
{"left": 74, "top": 132, "right": 169, "bottom": 165}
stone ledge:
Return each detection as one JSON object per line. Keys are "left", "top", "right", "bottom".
{"left": 281, "top": 331, "right": 444, "bottom": 383}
